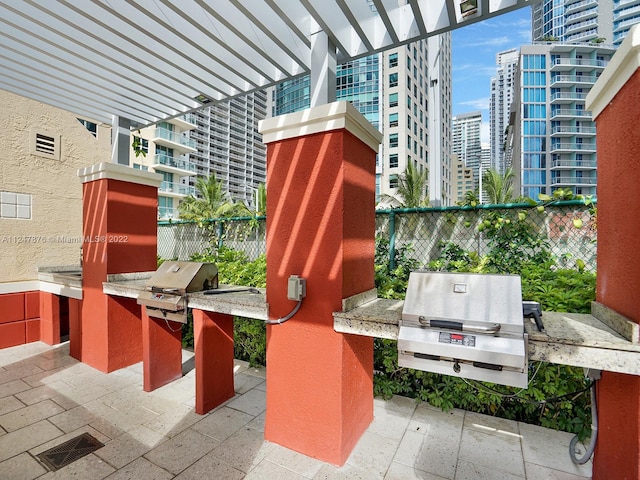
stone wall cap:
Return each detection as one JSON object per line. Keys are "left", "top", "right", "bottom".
{"left": 78, "top": 162, "right": 163, "bottom": 187}
{"left": 258, "top": 101, "right": 382, "bottom": 152}
{"left": 586, "top": 24, "right": 640, "bottom": 119}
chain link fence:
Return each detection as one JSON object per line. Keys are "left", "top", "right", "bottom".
{"left": 158, "top": 201, "right": 596, "bottom": 272}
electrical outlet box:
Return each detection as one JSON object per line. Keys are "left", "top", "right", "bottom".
{"left": 287, "top": 275, "right": 306, "bottom": 301}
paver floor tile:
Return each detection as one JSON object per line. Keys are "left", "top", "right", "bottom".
{"left": 191, "top": 405, "right": 253, "bottom": 441}
{"left": 104, "top": 457, "right": 174, "bottom": 480}
{"left": 48, "top": 404, "right": 101, "bottom": 433}
{"left": 0, "top": 399, "right": 65, "bottom": 432}
{"left": 95, "top": 424, "right": 167, "bottom": 469}
{"left": 245, "top": 458, "right": 308, "bottom": 479}
{"left": 0, "top": 419, "right": 63, "bottom": 462}
{"left": 346, "top": 430, "right": 400, "bottom": 477}
{"left": 264, "top": 443, "right": 326, "bottom": 478}
{"left": 143, "top": 427, "right": 219, "bottom": 474}
{"left": 173, "top": 452, "right": 245, "bottom": 480}
{"left": 384, "top": 461, "right": 449, "bottom": 480}
{"left": 525, "top": 462, "right": 591, "bottom": 480}
{"left": 226, "top": 388, "right": 266, "bottom": 416}
{"left": 454, "top": 459, "right": 526, "bottom": 480}
{"left": 0, "top": 394, "right": 25, "bottom": 415}
{"left": 234, "top": 372, "right": 266, "bottom": 394}
{"left": 208, "top": 426, "right": 274, "bottom": 473}
{"left": 313, "top": 463, "right": 382, "bottom": 479}
{"left": 368, "top": 405, "right": 413, "bottom": 441}
{"left": 143, "top": 402, "right": 203, "bottom": 438}
{"left": 0, "top": 451, "right": 48, "bottom": 480}
{"left": 457, "top": 426, "right": 525, "bottom": 477}
{"left": 0, "top": 379, "right": 32, "bottom": 399}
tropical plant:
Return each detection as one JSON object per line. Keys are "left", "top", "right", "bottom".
{"left": 178, "top": 173, "right": 251, "bottom": 221}
{"left": 255, "top": 183, "right": 267, "bottom": 216}
{"left": 482, "top": 167, "right": 514, "bottom": 204}
{"left": 379, "top": 163, "right": 429, "bottom": 208}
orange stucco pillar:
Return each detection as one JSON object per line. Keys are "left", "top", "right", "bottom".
{"left": 68, "top": 298, "right": 82, "bottom": 360}
{"left": 192, "top": 309, "right": 235, "bottom": 415}
{"left": 586, "top": 26, "right": 640, "bottom": 480}
{"left": 258, "top": 101, "right": 382, "bottom": 465}
{"left": 141, "top": 307, "right": 183, "bottom": 392}
{"left": 77, "top": 163, "right": 162, "bottom": 373}
{"left": 39, "top": 292, "right": 61, "bottom": 345}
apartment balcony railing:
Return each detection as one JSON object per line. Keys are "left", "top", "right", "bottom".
{"left": 551, "top": 176, "right": 597, "bottom": 185}
{"left": 178, "top": 113, "right": 196, "bottom": 125}
{"left": 158, "top": 206, "right": 179, "bottom": 220}
{"left": 551, "top": 126, "right": 597, "bottom": 135}
{"left": 614, "top": 15, "right": 640, "bottom": 32}
{"left": 550, "top": 92, "right": 590, "bottom": 102}
{"left": 565, "top": 0, "right": 598, "bottom": 14}
{"left": 565, "top": 8, "right": 598, "bottom": 22}
{"left": 552, "top": 159, "right": 597, "bottom": 168}
{"left": 551, "top": 58, "right": 608, "bottom": 68}
{"left": 159, "top": 181, "right": 196, "bottom": 196}
{"left": 550, "top": 142, "right": 597, "bottom": 153}
{"left": 151, "top": 127, "right": 197, "bottom": 150}
{"left": 551, "top": 75, "right": 598, "bottom": 85}
{"left": 565, "top": 28, "right": 599, "bottom": 42}
{"left": 614, "top": 4, "right": 640, "bottom": 20}
{"left": 565, "top": 18, "right": 599, "bottom": 34}
{"left": 150, "top": 154, "right": 196, "bottom": 173}
{"left": 551, "top": 109, "right": 592, "bottom": 119}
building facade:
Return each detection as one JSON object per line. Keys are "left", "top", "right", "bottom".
{"left": 532, "top": 0, "right": 640, "bottom": 47}
{"left": 271, "top": 35, "right": 452, "bottom": 206}
{"left": 510, "top": 43, "right": 614, "bottom": 199}
{"left": 452, "top": 111, "right": 483, "bottom": 194}
{"left": 490, "top": 49, "right": 519, "bottom": 174}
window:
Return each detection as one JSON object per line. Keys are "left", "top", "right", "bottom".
{"left": 389, "top": 174, "right": 399, "bottom": 189}
{"left": 389, "top": 53, "right": 398, "bottom": 68}
{"left": 389, "top": 113, "right": 398, "bottom": 127}
{"left": 389, "top": 93, "right": 398, "bottom": 108}
{"left": 0, "top": 192, "right": 31, "bottom": 219}
{"left": 389, "top": 133, "right": 398, "bottom": 148}
{"left": 389, "top": 154, "right": 398, "bottom": 168}
{"left": 389, "top": 73, "right": 398, "bottom": 87}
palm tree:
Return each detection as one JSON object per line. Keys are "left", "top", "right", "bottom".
{"left": 379, "top": 163, "right": 429, "bottom": 208}
{"left": 255, "top": 183, "right": 267, "bottom": 216}
{"left": 178, "top": 174, "right": 250, "bottom": 221}
{"left": 482, "top": 167, "right": 514, "bottom": 205}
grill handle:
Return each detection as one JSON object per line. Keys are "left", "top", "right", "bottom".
{"left": 418, "top": 317, "right": 501, "bottom": 334}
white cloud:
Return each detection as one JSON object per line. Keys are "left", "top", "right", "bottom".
{"left": 459, "top": 97, "right": 490, "bottom": 110}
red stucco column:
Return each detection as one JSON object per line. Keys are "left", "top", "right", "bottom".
{"left": 192, "top": 309, "right": 235, "bottom": 415}
{"left": 68, "top": 298, "right": 82, "bottom": 360}
{"left": 39, "top": 292, "right": 60, "bottom": 345}
{"left": 141, "top": 307, "right": 183, "bottom": 392}
{"left": 77, "top": 163, "right": 162, "bottom": 373}
{"left": 586, "top": 26, "right": 640, "bottom": 480}
{"left": 258, "top": 101, "right": 382, "bottom": 465}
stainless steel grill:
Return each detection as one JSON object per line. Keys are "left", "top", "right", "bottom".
{"left": 398, "top": 271, "right": 528, "bottom": 388}
{"left": 137, "top": 261, "right": 218, "bottom": 323}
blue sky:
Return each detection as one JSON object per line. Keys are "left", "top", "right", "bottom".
{"left": 451, "top": 6, "right": 533, "bottom": 143}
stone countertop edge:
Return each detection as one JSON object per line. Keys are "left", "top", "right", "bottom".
{"left": 591, "top": 301, "right": 639, "bottom": 343}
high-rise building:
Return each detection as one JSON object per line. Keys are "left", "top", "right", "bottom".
{"left": 452, "top": 111, "right": 482, "bottom": 193}
{"left": 490, "top": 49, "right": 519, "bottom": 174}
{"left": 134, "top": 91, "right": 268, "bottom": 219}
{"left": 190, "top": 93, "right": 267, "bottom": 211}
{"left": 532, "top": 0, "right": 640, "bottom": 47}
{"left": 509, "top": 43, "right": 614, "bottom": 199}
{"left": 270, "top": 35, "right": 453, "bottom": 206}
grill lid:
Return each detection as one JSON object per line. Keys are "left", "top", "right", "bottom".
{"left": 144, "top": 261, "right": 218, "bottom": 293}
{"left": 401, "top": 271, "right": 523, "bottom": 336}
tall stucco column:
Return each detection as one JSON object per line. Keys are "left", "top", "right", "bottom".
{"left": 258, "top": 101, "right": 382, "bottom": 465}
{"left": 77, "top": 163, "right": 162, "bottom": 373}
{"left": 585, "top": 25, "right": 640, "bottom": 480}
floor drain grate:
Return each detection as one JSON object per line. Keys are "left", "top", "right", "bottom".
{"left": 37, "top": 432, "right": 104, "bottom": 471}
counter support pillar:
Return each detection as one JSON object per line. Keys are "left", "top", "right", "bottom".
{"left": 259, "top": 101, "right": 382, "bottom": 465}
{"left": 193, "top": 309, "right": 235, "bottom": 415}
{"left": 142, "top": 307, "right": 183, "bottom": 392}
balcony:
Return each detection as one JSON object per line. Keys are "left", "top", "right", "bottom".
{"left": 550, "top": 126, "right": 597, "bottom": 136}
{"left": 550, "top": 58, "right": 608, "bottom": 71}
{"left": 564, "top": 0, "right": 598, "bottom": 14}
{"left": 552, "top": 159, "right": 597, "bottom": 169}
{"left": 158, "top": 205, "right": 179, "bottom": 220}
{"left": 166, "top": 113, "right": 197, "bottom": 131}
{"left": 551, "top": 142, "right": 596, "bottom": 153}
{"left": 614, "top": 3, "right": 640, "bottom": 21}
{"left": 565, "top": 18, "right": 599, "bottom": 35}
{"left": 550, "top": 92, "right": 589, "bottom": 104}
{"left": 159, "top": 181, "right": 196, "bottom": 197}
{"left": 551, "top": 176, "right": 597, "bottom": 186}
{"left": 150, "top": 127, "right": 197, "bottom": 153}
{"left": 550, "top": 109, "right": 592, "bottom": 120}
{"left": 150, "top": 154, "right": 196, "bottom": 175}
{"left": 551, "top": 75, "right": 598, "bottom": 85}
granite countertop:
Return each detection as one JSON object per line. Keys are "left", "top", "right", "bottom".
{"left": 37, "top": 265, "right": 83, "bottom": 288}
{"left": 103, "top": 273, "right": 268, "bottom": 320}
{"left": 334, "top": 298, "right": 640, "bottom": 376}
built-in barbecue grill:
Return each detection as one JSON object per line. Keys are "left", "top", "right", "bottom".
{"left": 137, "top": 261, "right": 218, "bottom": 323}
{"left": 398, "top": 271, "right": 528, "bottom": 388}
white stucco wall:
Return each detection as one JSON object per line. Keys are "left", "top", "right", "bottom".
{"left": 0, "top": 90, "right": 111, "bottom": 283}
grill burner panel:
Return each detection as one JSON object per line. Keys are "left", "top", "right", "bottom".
{"left": 137, "top": 261, "right": 218, "bottom": 323}
{"left": 398, "top": 272, "right": 528, "bottom": 388}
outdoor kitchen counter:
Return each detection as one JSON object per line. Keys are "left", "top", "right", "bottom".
{"left": 333, "top": 298, "right": 640, "bottom": 376}
{"left": 103, "top": 273, "right": 269, "bottom": 320}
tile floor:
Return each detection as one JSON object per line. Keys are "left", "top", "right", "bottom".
{"left": 0, "top": 341, "right": 592, "bottom": 479}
